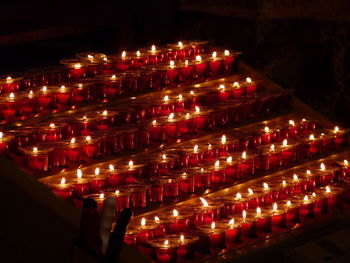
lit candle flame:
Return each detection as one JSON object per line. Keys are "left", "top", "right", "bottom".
{"left": 263, "top": 182, "right": 269, "bottom": 190}
{"left": 344, "top": 160, "right": 348, "bottom": 166}
{"left": 164, "top": 240, "right": 169, "bottom": 246}
{"left": 211, "top": 222, "right": 216, "bottom": 229}
{"left": 236, "top": 192, "right": 242, "bottom": 199}
{"left": 306, "top": 170, "right": 311, "bottom": 175}
{"left": 195, "top": 55, "right": 202, "bottom": 62}
{"left": 233, "top": 81, "right": 239, "bottom": 87}
{"left": 164, "top": 95, "right": 169, "bottom": 102}
{"left": 264, "top": 126, "right": 269, "bottom": 133}
{"left": 224, "top": 50, "right": 230, "bottom": 56}
{"left": 6, "top": 76, "right": 12, "bottom": 81}
{"left": 190, "top": 90, "right": 194, "bottom": 95}
{"left": 87, "top": 55, "right": 94, "bottom": 60}
{"left": 99, "top": 193, "right": 104, "bottom": 199}
{"left": 320, "top": 163, "right": 326, "bottom": 171}
{"left": 29, "top": 90, "right": 33, "bottom": 97}
{"left": 242, "top": 210, "right": 247, "bottom": 219}
{"left": 60, "top": 85, "right": 66, "bottom": 91}
{"left": 270, "top": 144, "right": 275, "bottom": 151}
{"left": 193, "top": 144, "right": 198, "bottom": 152}
{"left": 121, "top": 51, "right": 126, "bottom": 58}
{"left": 111, "top": 75, "right": 116, "bottom": 79}
{"left": 77, "top": 169, "right": 82, "bottom": 179}
{"left": 109, "top": 164, "right": 114, "bottom": 171}
{"left": 154, "top": 216, "right": 160, "bottom": 223}
{"left": 33, "top": 147, "right": 38, "bottom": 153}
{"left": 74, "top": 63, "right": 81, "bottom": 69}
{"left": 326, "top": 186, "right": 331, "bottom": 193}
{"left": 180, "top": 235, "right": 184, "bottom": 242}
{"left": 293, "top": 174, "right": 298, "bottom": 181}
{"left": 214, "top": 160, "right": 220, "bottom": 167}
{"left": 60, "top": 177, "right": 66, "bottom": 184}
{"left": 178, "top": 41, "right": 183, "bottom": 48}
{"left": 0, "top": 132, "right": 3, "bottom": 139}
{"left": 256, "top": 207, "right": 261, "bottom": 215}
{"left": 136, "top": 50, "right": 141, "bottom": 57}
{"left": 128, "top": 160, "right": 134, "bottom": 168}
{"left": 229, "top": 218, "right": 235, "bottom": 226}
{"left": 70, "top": 138, "right": 75, "bottom": 144}
{"left": 309, "top": 134, "right": 315, "bottom": 140}
{"left": 151, "top": 45, "right": 156, "bottom": 52}
{"left": 304, "top": 195, "right": 309, "bottom": 202}
{"left": 282, "top": 180, "right": 286, "bottom": 187}
{"left": 248, "top": 188, "right": 253, "bottom": 195}
{"left": 162, "top": 154, "right": 166, "bottom": 160}
{"left": 334, "top": 126, "right": 339, "bottom": 133}
{"left": 283, "top": 139, "right": 288, "bottom": 147}
{"left": 200, "top": 197, "right": 209, "bottom": 207}
{"left": 141, "top": 217, "right": 146, "bottom": 226}
{"left": 289, "top": 120, "right": 295, "bottom": 126}
{"left": 227, "top": 156, "right": 233, "bottom": 163}
{"left": 152, "top": 120, "right": 157, "bottom": 125}
{"left": 221, "top": 135, "right": 226, "bottom": 144}
{"left": 86, "top": 136, "right": 91, "bottom": 142}
{"left": 168, "top": 112, "right": 174, "bottom": 121}
{"left": 286, "top": 200, "right": 291, "bottom": 206}
{"left": 95, "top": 167, "right": 100, "bottom": 176}
{"left": 208, "top": 143, "right": 212, "bottom": 150}
{"left": 50, "top": 123, "right": 55, "bottom": 129}
{"left": 219, "top": 84, "right": 225, "bottom": 90}
{"left": 212, "top": 51, "right": 217, "bottom": 59}
{"left": 185, "top": 60, "right": 189, "bottom": 66}
{"left": 195, "top": 106, "right": 200, "bottom": 113}
{"left": 173, "top": 209, "right": 179, "bottom": 217}
{"left": 115, "top": 190, "right": 120, "bottom": 195}
{"left": 169, "top": 60, "right": 175, "bottom": 67}
{"left": 273, "top": 203, "right": 278, "bottom": 212}
{"left": 42, "top": 86, "right": 47, "bottom": 92}
{"left": 178, "top": 94, "right": 183, "bottom": 101}
{"left": 9, "top": 93, "right": 15, "bottom": 98}
{"left": 242, "top": 151, "right": 246, "bottom": 160}
{"left": 102, "top": 110, "right": 108, "bottom": 116}
{"left": 246, "top": 77, "right": 252, "bottom": 83}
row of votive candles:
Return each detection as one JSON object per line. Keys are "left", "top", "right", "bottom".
{"left": 122, "top": 161, "right": 350, "bottom": 262}
{"left": 46, "top": 128, "right": 346, "bottom": 208}
{"left": 3, "top": 93, "right": 295, "bottom": 171}
{"left": 0, "top": 77, "right": 257, "bottom": 122}
{"left": 0, "top": 42, "right": 238, "bottom": 95}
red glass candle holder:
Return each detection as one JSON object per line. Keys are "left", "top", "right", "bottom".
{"left": 21, "top": 146, "right": 52, "bottom": 171}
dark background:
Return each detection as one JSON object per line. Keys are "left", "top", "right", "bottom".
{"left": 1, "top": 0, "right": 349, "bottom": 125}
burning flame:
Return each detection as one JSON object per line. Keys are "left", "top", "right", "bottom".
{"left": 74, "top": 63, "right": 81, "bottom": 69}
{"left": 282, "top": 180, "right": 286, "bottom": 187}
{"left": 326, "top": 186, "right": 331, "bottom": 193}
{"left": 60, "top": 85, "right": 66, "bottom": 91}
{"left": 121, "top": 51, "right": 126, "bottom": 58}
{"left": 168, "top": 113, "right": 174, "bottom": 121}
{"left": 273, "top": 203, "right": 278, "bottom": 212}
{"left": 180, "top": 235, "right": 184, "bottom": 242}
{"left": 224, "top": 50, "right": 230, "bottom": 56}
{"left": 242, "top": 151, "right": 246, "bottom": 160}
{"left": 141, "top": 217, "right": 146, "bottom": 226}
{"left": 77, "top": 169, "right": 82, "bottom": 179}
{"left": 70, "top": 138, "right": 75, "bottom": 144}
{"left": 151, "top": 45, "right": 156, "bottom": 52}
{"left": 286, "top": 200, "right": 291, "bottom": 206}
{"left": 193, "top": 144, "right": 198, "bottom": 152}
{"left": 190, "top": 90, "right": 194, "bottom": 95}
{"left": 185, "top": 60, "right": 189, "bottom": 66}
{"left": 0, "top": 132, "right": 2, "bottom": 139}
{"left": 9, "top": 93, "right": 15, "bottom": 98}
{"left": 236, "top": 192, "right": 242, "bottom": 199}
{"left": 211, "top": 222, "right": 216, "bottom": 229}
{"left": 195, "top": 106, "right": 200, "bottom": 113}
{"left": 309, "top": 134, "right": 315, "bottom": 141}
{"left": 136, "top": 50, "right": 141, "bottom": 57}
{"left": 49, "top": 123, "right": 55, "bottom": 128}
{"left": 60, "top": 177, "right": 66, "bottom": 184}
{"left": 242, "top": 210, "right": 247, "bottom": 219}
{"left": 270, "top": 144, "right": 275, "bottom": 151}
{"left": 152, "top": 120, "right": 157, "bottom": 125}
{"left": 264, "top": 126, "right": 270, "bottom": 133}
{"left": 29, "top": 90, "right": 33, "bottom": 97}
{"left": 221, "top": 135, "right": 227, "bottom": 144}
{"left": 128, "top": 160, "right": 134, "bottom": 168}
{"left": 86, "top": 136, "right": 91, "bottom": 142}
{"left": 178, "top": 41, "right": 183, "bottom": 48}
{"left": 293, "top": 174, "right": 298, "bottom": 181}
{"left": 6, "top": 76, "right": 12, "bottom": 81}
{"left": 208, "top": 143, "right": 212, "bottom": 149}
{"left": 164, "top": 240, "right": 169, "bottom": 246}
{"left": 306, "top": 170, "right": 311, "bottom": 175}
{"left": 178, "top": 94, "right": 183, "bottom": 101}
{"left": 163, "top": 95, "right": 169, "bottom": 102}
{"left": 195, "top": 55, "right": 202, "bottom": 62}
{"left": 155, "top": 216, "right": 160, "bottom": 223}
{"left": 173, "top": 209, "right": 179, "bottom": 217}
{"left": 344, "top": 160, "right": 349, "bottom": 166}
{"left": 283, "top": 139, "right": 288, "bottom": 147}
{"left": 169, "top": 60, "right": 175, "bottom": 67}
{"left": 162, "top": 154, "right": 166, "bottom": 160}
{"left": 227, "top": 156, "right": 233, "bottom": 163}
{"left": 219, "top": 84, "right": 225, "bottom": 90}
{"left": 320, "top": 163, "right": 326, "bottom": 171}
{"left": 289, "top": 120, "right": 295, "bottom": 127}
{"left": 102, "top": 110, "right": 108, "bottom": 116}
{"left": 200, "top": 197, "right": 209, "bottom": 207}
{"left": 246, "top": 77, "right": 252, "bottom": 83}
{"left": 33, "top": 147, "right": 38, "bottom": 153}
{"left": 99, "top": 193, "right": 104, "bottom": 199}
{"left": 87, "top": 55, "right": 94, "bottom": 60}
{"left": 263, "top": 182, "right": 269, "bottom": 190}
{"left": 256, "top": 207, "right": 261, "bottom": 215}
{"left": 229, "top": 218, "right": 235, "bottom": 226}
{"left": 111, "top": 75, "right": 116, "bottom": 80}
{"left": 248, "top": 188, "right": 253, "bottom": 195}
{"left": 42, "top": 86, "right": 47, "bottom": 92}
{"left": 304, "top": 195, "right": 309, "bottom": 202}
{"left": 109, "top": 164, "right": 114, "bottom": 171}
{"left": 95, "top": 168, "right": 100, "bottom": 176}
{"left": 214, "top": 160, "right": 220, "bottom": 167}
{"left": 312, "top": 192, "right": 316, "bottom": 197}
{"left": 233, "top": 81, "right": 239, "bottom": 87}
{"left": 212, "top": 51, "right": 217, "bottom": 59}
{"left": 114, "top": 190, "right": 119, "bottom": 195}
{"left": 334, "top": 126, "right": 339, "bottom": 133}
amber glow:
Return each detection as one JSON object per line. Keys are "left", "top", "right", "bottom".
{"left": 154, "top": 216, "right": 160, "bottom": 223}
{"left": 233, "top": 81, "right": 239, "bottom": 87}
{"left": 270, "top": 144, "right": 275, "bottom": 151}
{"left": 77, "top": 169, "right": 82, "bottom": 179}
{"left": 334, "top": 126, "right": 339, "bottom": 133}
{"left": 42, "top": 86, "right": 47, "bottom": 92}
{"left": 248, "top": 188, "right": 253, "bottom": 195}
{"left": 309, "top": 134, "right": 315, "bottom": 141}
{"left": 200, "top": 197, "right": 209, "bottom": 207}
{"left": 102, "top": 110, "right": 108, "bottom": 116}
{"left": 224, "top": 50, "right": 230, "bottom": 56}
{"left": 289, "top": 120, "right": 295, "bottom": 126}
{"left": 227, "top": 156, "right": 233, "bottom": 163}
{"left": 141, "top": 217, "right": 146, "bottom": 226}
{"left": 344, "top": 160, "right": 349, "bottom": 166}
{"left": 86, "top": 136, "right": 91, "bottom": 142}
{"left": 236, "top": 192, "right": 242, "bottom": 199}
{"left": 286, "top": 200, "right": 291, "bottom": 206}
{"left": 173, "top": 209, "right": 179, "bottom": 217}
{"left": 256, "top": 207, "right": 261, "bottom": 215}
{"left": 195, "top": 106, "right": 200, "bottom": 113}
{"left": 246, "top": 77, "right": 252, "bottom": 83}
{"left": 320, "top": 163, "right": 326, "bottom": 171}
{"left": 293, "top": 174, "right": 298, "bottom": 181}
{"left": 180, "top": 235, "right": 184, "bottom": 242}
{"left": 178, "top": 94, "right": 183, "bottom": 101}
{"left": 273, "top": 203, "right": 278, "bottom": 212}
{"left": 169, "top": 60, "right": 175, "bottom": 68}
{"left": 95, "top": 168, "right": 100, "bottom": 176}
{"left": 229, "top": 218, "right": 235, "bottom": 226}
{"left": 264, "top": 126, "right": 269, "bottom": 133}
{"left": 242, "top": 210, "right": 247, "bottom": 219}
{"left": 109, "top": 164, "right": 114, "bottom": 171}
{"left": 9, "top": 93, "right": 14, "bottom": 98}
{"left": 211, "top": 222, "right": 216, "bottom": 229}
{"left": 263, "top": 182, "right": 269, "bottom": 190}
{"left": 33, "top": 147, "right": 38, "bottom": 153}
{"left": 214, "top": 160, "right": 220, "bottom": 167}
{"left": 0, "top": 132, "right": 3, "bottom": 139}
{"left": 304, "top": 195, "right": 309, "bottom": 202}
{"left": 178, "top": 41, "right": 183, "bottom": 48}
{"left": 74, "top": 63, "right": 81, "bottom": 69}
{"left": 326, "top": 186, "right": 331, "bottom": 193}
{"left": 195, "top": 55, "right": 202, "bottom": 62}
{"left": 168, "top": 112, "right": 174, "bottom": 121}
{"left": 283, "top": 139, "right": 288, "bottom": 147}
{"left": 60, "top": 177, "right": 66, "bottom": 185}
{"left": 151, "top": 45, "right": 156, "bottom": 52}
{"left": 193, "top": 144, "right": 198, "bottom": 152}
{"left": 221, "top": 135, "right": 227, "bottom": 144}
{"left": 212, "top": 51, "right": 217, "bottom": 59}
{"left": 115, "top": 190, "right": 120, "bottom": 195}
{"left": 136, "top": 50, "right": 141, "bottom": 57}
{"left": 121, "top": 51, "right": 126, "bottom": 58}
{"left": 128, "top": 160, "right": 134, "bottom": 168}
{"left": 242, "top": 151, "right": 246, "bottom": 160}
